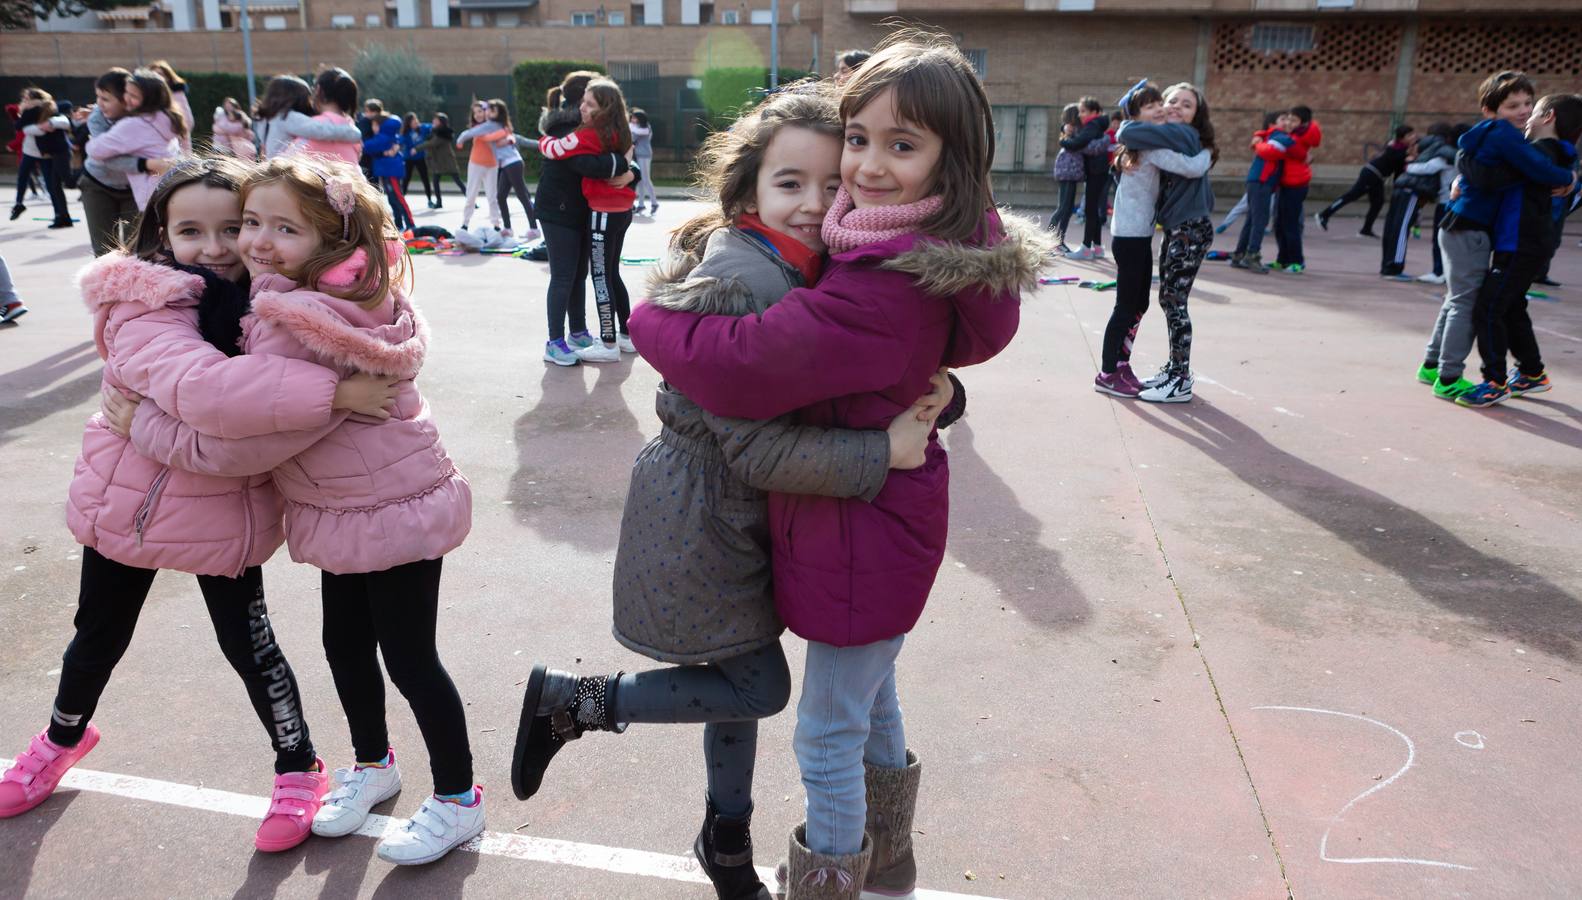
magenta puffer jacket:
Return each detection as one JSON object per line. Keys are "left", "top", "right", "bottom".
{"left": 629, "top": 211, "right": 1044, "bottom": 647}
{"left": 67, "top": 254, "right": 342, "bottom": 577}
{"left": 129, "top": 275, "right": 472, "bottom": 576}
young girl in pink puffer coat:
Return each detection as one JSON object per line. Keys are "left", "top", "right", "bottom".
{"left": 0, "top": 157, "right": 401, "bottom": 856}
{"left": 122, "top": 156, "right": 480, "bottom": 868}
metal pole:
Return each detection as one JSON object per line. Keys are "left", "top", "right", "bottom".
{"left": 769, "top": 0, "right": 779, "bottom": 88}
{"left": 240, "top": 0, "right": 257, "bottom": 109}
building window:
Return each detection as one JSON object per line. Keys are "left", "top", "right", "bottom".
{"left": 496, "top": 10, "right": 519, "bottom": 25}
{"left": 964, "top": 49, "right": 987, "bottom": 77}
{"left": 749, "top": 8, "right": 771, "bottom": 23}
{"left": 263, "top": 14, "right": 287, "bottom": 28}
{"left": 720, "top": 8, "right": 737, "bottom": 22}
{"left": 607, "top": 10, "right": 624, "bottom": 23}
{"left": 1250, "top": 23, "right": 1315, "bottom": 53}
{"left": 331, "top": 13, "right": 355, "bottom": 27}
{"left": 630, "top": 4, "right": 643, "bottom": 23}
{"left": 365, "top": 12, "right": 381, "bottom": 26}
{"left": 1056, "top": 0, "right": 1094, "bottom": 8}
{"left": 572, "top": 11, "right": 596, "bottom": 24}
{"left": 611, "top": 61, "right": 660, "bottom": 81}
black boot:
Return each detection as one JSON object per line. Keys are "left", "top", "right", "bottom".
{"left": 8, "top": 205, "right": 23, "bottom": 221}
{"left": 694, "top": 797, "right": 770, "bottom": 900}
{"left": 511, "top": 664, "right": 625, "bottom": 800}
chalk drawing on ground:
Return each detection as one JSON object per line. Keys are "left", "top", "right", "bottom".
{"left": 1253, "top": 705, "right": 1476, "bottom": 871}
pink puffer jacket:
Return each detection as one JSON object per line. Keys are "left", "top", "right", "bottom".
{"left": 128, "top": 274, "right": 472, "bottom": 576}
{"left": 67, "top": 254, "right": 341, "bottom": 577}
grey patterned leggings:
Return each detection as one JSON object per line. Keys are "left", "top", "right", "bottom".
{"left": 1156, "top": 217, "right": 1214, "bottom": 377}
{"left": 611, "top": 643, "right": 791, "bottom": 817}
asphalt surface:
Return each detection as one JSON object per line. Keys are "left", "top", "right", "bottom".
{"left": 2, "top": 195, "right": 1580, "bottom": 899}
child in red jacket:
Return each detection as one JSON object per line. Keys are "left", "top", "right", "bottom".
{"left": 1273, "top": 105, "right": 1322, "bottom": 273}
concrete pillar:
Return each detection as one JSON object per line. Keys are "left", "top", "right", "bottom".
{"left": 431, "top": 0, "right": 449, "bottom": 26}
{"left": 169, "top": 0, "right": 195, "bottom": 31}
{"left": 1193, "top": 19, "right": 1210, "bottom": 87}
{"left": 1391, "top": 18, "right": 1418, "bottom": 128}
{"left": 202, "top": 0, "right": 222, "bottom": 30}
{"left": 397, "top": 0, "right": 418, "bottom": 26}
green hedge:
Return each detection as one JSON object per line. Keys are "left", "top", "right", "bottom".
{"left": 699, "top": 67, "right": 814, "bottom": 126}
{"left": 511, "top": 60, "right": 605, "bottom": 139}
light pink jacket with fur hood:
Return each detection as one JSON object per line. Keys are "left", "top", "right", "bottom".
{"left": 68, "top": 254, "right": 342, "bottom": 577}
{"left": 129, "top": 274, "right": 472, "bottom": 576}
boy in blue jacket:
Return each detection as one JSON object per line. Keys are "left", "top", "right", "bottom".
{"left": 1455, "top": 93, "right": 1582, "bottom": 407}
{"left": 1419, "top": 71, "right": 1577, "bottom": 401}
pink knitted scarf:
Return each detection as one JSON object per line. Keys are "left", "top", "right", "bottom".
{"left": 820, "top": 186, "right": 945, "bottom": 254}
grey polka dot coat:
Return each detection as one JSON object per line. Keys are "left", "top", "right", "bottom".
{"left": 613, "top": 228, "right": 892, "bottom": 663}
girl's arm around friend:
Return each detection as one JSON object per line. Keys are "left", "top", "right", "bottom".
{"left": 125, "top": 399, "right": 348, "bottom": 478}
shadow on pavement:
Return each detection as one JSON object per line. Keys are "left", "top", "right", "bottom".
{"left": 370, "top": 844, "right": 481, "bottom": 897}
{"left": 508, "top": 362, "right": 647, "bottom": 555}
{"left": 0, "top": 340, "right": 100, "bottom": 449}
{"left": 943, "top": 421, "right": 1090, "bottom": 630}
{"left": 1124, "top": 399, "right": 1582, "bottom": 660}
{"left": 0, "top": 791, "right": 78, "bottom": 897}
{"left": 1486, "top": 397, "right": 1582, "bottom": 452}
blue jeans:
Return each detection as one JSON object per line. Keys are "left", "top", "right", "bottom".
{"left": 793, "top": 636, "right": 908, "bottom": 856}
{"left": 1234, "top": 180, "right": 1276, "bottom": 257}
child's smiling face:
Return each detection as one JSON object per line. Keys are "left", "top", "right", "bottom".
{"left": 1163, "top": 88, "right": 1197, "bottom": 126}
{"left": 163, "top": 184, "right": 246, "bottom": 282}
{"left": 1136, "top": 100, "right": 1167, "bottom": 125}
{"left": 748, "top": 125, "right": 843, "bottom": 253}
{"left": 239, "top": 183, "right": 323, "bottom": 279}
{"left": 841, "top": 88, "right": 943, "bottom": 209}
{"left": 1495, "top": 91, "right": 1534, "bottom": 130}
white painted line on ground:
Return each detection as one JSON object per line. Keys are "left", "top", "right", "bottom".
{"left": 1534, "top": 326, "right": 1581, "bottom": 344}
{"left": 58, "top": 768, "right": 1003, "bottom": 899}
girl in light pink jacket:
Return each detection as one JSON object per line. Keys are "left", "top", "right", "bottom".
{"left": 213, "top": 97, "right": 258, "bottom": 160}
{"left": 85, "top": 68, "right": 185, "bottom": 209}
{"left": 122, "top": 156, "right": 481, "bottom": 867}
{"left": 0, "top": 158, "right": 401, "bottom": 855}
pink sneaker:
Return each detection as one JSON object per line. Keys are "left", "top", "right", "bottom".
{"left": 255, "top": 758, "right": 330, "bottom": 852}
{"left": 1115, "top": 361, "right": 1146, "bottom": 394}
{"left": 1094, "top": 369, "right": 1140, "bottom": 398}
{"left": 0, "top": 724, "right": 100, "bottom": 818}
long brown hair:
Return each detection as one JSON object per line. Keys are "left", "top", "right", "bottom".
{"left": 240, "top": 156, "right": 411, "bottom": 309}
{"left": 19, "top": 86, "right": 57, "bottom": 120}
{"left": 130, "top": 67, "right": 188, "bottom": 138}
{"left": 1164, "top": 82, "right": 1218, "bottom": 165}
{"left": 485, "top": 98, "right": 512, "bottom": 132}
{"left": 147, "top": 60, "right": 186, "bottom": 90}
{"left": 838, "top": 27, "right": 996, "bottom": 243}
{"left": 254, "top": 74, "right": 313, "bottom": 120}
{"left": 672, "top": 79, "right": 841, "bottom": 260}
{"left": 583, "top": 79, "right": 631, "bottom": 155}
{"left": 120, "top": 155, "right": 249, "bottom": 262}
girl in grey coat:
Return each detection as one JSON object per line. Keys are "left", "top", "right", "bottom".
{"left": 511, "top": 83, "right": 948, "bottom": 900}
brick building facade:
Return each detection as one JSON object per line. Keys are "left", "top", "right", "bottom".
{"left": 5, "top": 0, "right": 1582, "bottom": 178}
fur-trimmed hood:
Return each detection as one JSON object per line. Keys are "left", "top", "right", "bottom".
{"left": 76, "top": 252, "right": 207, "bottom": 361}
{"left": 646, "top": 227, "right": 797, "bottom": 318}
{"left": 246, "top": 276, "right": 429, "bottom": 380}
{"left": 879, "top": 209, "right": 1051, "bottom": 298}
{"left": 77, "top": 252, "right": 205, "bottom": 313}
{"left": 538, "top": 106, "right": 582, "bottom": 139}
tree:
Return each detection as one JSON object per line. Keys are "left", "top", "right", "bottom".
{"left": 1, "top": 0, "right": 142, "bottom": 30}
{"left": 351, "top": 43, "right": 438, "bottom": 120}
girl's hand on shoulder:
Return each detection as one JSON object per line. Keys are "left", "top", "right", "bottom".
{"left": 100, "top": 386, "right": 143, "bottom": 438}
{"left": 332, "top": 373, "right": 399, "bottom": 419}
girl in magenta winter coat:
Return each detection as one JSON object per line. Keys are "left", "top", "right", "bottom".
{"left": 628, "top": 32, "right": 1045, "bottom": 897}
{"left": 120, "top": 156, "right": 480, "bottom": 867}
{"left": 0, "top": 157, "right": 401, "bottom": 855}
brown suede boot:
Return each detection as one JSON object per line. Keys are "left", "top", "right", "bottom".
{"left": 862, "top": 750, "right": 920, "bottom": 899}
{"left": 783, "top": 824, "right": 871, "bottom": 900}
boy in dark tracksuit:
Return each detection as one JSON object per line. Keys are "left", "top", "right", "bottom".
{"left": 1318, "top": 124, "right": 1414, "bottom": 236}
{"left": 1420, "top": 72, "right": 1576, "bottom": 401}
{"left": 1456, "top": 93, "right": 1582, "bottom": 408}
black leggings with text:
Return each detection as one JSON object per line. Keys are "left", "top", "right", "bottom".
{"left": 50, "top": 548, "right": 316, "bottom": 774}
{"left": 587, "top": 210, "right": 633, "bottom": 344}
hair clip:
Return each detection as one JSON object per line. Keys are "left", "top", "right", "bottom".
{"left": 323, "top": 174, "right": 357, "bottom": 240}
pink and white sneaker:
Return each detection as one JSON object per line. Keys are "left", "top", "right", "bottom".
{"left": 255, "top": 758, "right": 331, "bottom": 852}
{"left": 0, "top": 724, "right": 100, "bottom": 818}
